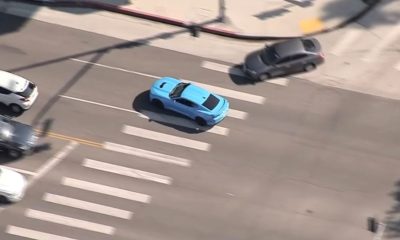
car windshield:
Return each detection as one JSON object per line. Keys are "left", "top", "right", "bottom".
{"left": 260, "top": 46, "right": 279, "bottom": 64}
{"left": 202, "top": 94, "right": 220, "bottom": 110}
{"left": 169, "top": 82, "right": 190, "bottom": 98}
{"left": 16, "top": 82, "right": 35, "bottom": 98}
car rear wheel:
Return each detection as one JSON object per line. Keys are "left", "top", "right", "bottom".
{"left": 258, "top": 73, "right": 270, "bottom": 81}
{"left": 195, "top": 117, "right": 207, "bottom": 126}
{"left": 304, "top": 63, "right": 316, "bottom": 72}
{"left": 151, "top": 99, "right": 164, "bottom": 109}
{"left": 8, "top": 149, "right": 22, "bottom": 159}
{"left": 9, "top": 104, "right": 23, "bottom": 114}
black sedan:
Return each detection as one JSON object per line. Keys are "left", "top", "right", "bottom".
{"left": 243, "top": 38, "right": 324, "bottom": 81}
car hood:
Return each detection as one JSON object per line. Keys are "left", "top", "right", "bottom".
{"left": 10, "top": 120, "right": 35, "bottom": 146}
{"left": 151, "top": 77, "right": 180, "bottom": 97}
{"left": 0, "top": 168, "right": 27, "bottom": 195}
{"left": 244, "top": 50, "right": 268, "bottom": 72}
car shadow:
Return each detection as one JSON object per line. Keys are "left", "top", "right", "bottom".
{"left": 132, "top": 91, "right": 214, "bottom": 134}
{"left": 0, "top": 104, "right": 23, "bottom": 118}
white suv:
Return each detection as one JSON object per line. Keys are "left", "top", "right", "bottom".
{"left": 0, "top": 70, "right": 39, "bottom": 113}
{"left": 0, "top": 167, "right": 27, "bottom": 203}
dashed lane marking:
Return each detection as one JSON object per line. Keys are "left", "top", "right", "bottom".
{"left": 70, "top": 58, "right": 266, "bottom": 104}
{"left": 201, "top": 61, "right": 289, "bottom": 86}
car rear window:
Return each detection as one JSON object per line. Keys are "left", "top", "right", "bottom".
{"left": 302, "top": 39, "right": 316, "bottom": 52}
{"left": 16, "top": 82, "right": 35, "bottom": 98}
{"left": 202, "top": 94, "right": 220, "bottom": 110}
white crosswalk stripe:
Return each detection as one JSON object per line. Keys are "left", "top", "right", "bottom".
{"left": 83, "top": 158, "right": 172, "bottom": 184}
{"left": 201, "top": 61, "right": 289, "bottom": 86}
{"left": 25, "top": 209, "right": 115, "bottom": 235}
{"left": 6, "top": 225, "right": 78, "bottom": 240}
{"left": 362, "top": 22, "right": 400, "bottom": 62}
{"left": 62, "top": 177, "right": 151, "bottom": 203}
{"left": 329, "top": 28, "right": 363, "bottom": 56}
{"left": 228, "top": 109, "right": 248, "bottom": 120}
{"left": 103, "top": 142, "right": 191, "bottom": 167}
{"left": 122, "top": 125, "right": 210, "bottom": 151}
{"left": 43, "top": 193, "right": 133, "bottom": 219}
{"left": 71, "top": 58, "right": 266, "bottom": 104}
{"left": 138, "top": 110, "right": 230, "bottom": 135}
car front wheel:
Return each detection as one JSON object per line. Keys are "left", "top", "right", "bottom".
{"left": 258, "top": 73, "right": 270, "bottom": 81}
{"left": 8, "top": 149, "right": 22, "bottom": 159}
{"left": 195, "top": 117, "right": 207, "bottom": 126}
{"left": 304, "top": 63, "right": 316, "bottom": 72}
{"left": 151, "top": 99, "right": 164, "bottom": 109}
{"left": 9, "top": 104, "right": 23, "bottom": 114}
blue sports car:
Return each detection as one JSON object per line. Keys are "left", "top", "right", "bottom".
{"left": 149, "top": 77, "right": 229, "bottom": 126}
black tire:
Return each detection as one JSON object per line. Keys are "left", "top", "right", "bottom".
{"left": 9, "top": 104, "right": 23, "bottom": 114}
{"left": 195, "top": 117, "right": 207, "bottom": 126}
{"left": 258, "top": 73, "right": 270, "bottom": 81}
{"left": 8, "top": 149, "right": 22, "bottom": 159}
{"left": 304, "top": 63, "right": 316, "bottom": 72}
{"left": 151, "top": 99, "right": 164, "bottom": 109}
{"left": 0, "top": 195, "right": 10, "bottom": 203}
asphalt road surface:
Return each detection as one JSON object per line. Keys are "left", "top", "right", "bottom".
{"left": 0, "top": 13, "right": 400, "bottom": 240}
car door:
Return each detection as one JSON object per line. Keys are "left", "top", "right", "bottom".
{"left": 0, "top": 87, "right": 13, "bottom": 105}
{"left": 288, "top": 53, "right": 308, "bottom": 72}
{"left": 271, "top": 56, "right": 292, "bottom": 77}
{"left": 172, "top": 98, "right": 197, "bottom": 118}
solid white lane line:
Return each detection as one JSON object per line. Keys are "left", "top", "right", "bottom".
{"left": 70, "top": 58, "right": 266, "bottom": 104}
{"left": 7, "top": 225, "right": 77, "bottom": 240}
{"left": 25, "top": 209, "right": 115, "bottom": 235}
{"left": 43, "top": 193, "right": 132, "bottom": 219}
{"left": 103, "top": 142, "right": 191, "bottom": 167}
{"left": 29, "top": 141, "right": 78, "bottom": 187}
{"left": 201, "top": 61, "right": 246, "bottom": 77}
{"left": 60, "top": 95, "right": 139, "bottom": 114}
{"left": 227, "top": 109, "right": 248, "bottom": 120}
{"left": 330, "top": 28, "right": 363, "bottom": 56}
{"left": 0, "top": 166, "right": 35, "bottom": 176}
{"left": 138, "top": 110, "right": 230, "bottom": 136}
{"left": 71, "top": 58, "right": 158, "bottom": 78}
{"left": 62, "top": 177, "right": 151, "bottom": 203}
{"left": 363, "top": 22, "right": 400, "bottom": 62}
{"left": 201, "top": 61, "right": 289, "bottom": 87}
{"left": 395, "top": 60, "right": 400, "bottom": 71}
{"left": 83, "top": 158, "right": 171, "bottom": 184}
{"left": 122, "top": 125, "right": 210, "bottom": 151}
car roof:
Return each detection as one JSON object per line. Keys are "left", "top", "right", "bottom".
{"left": 0, "top": 70, "right": 28, "bottom": 92}
{"left": 272, "top": 38, "right": 307, "bottom": 58}
{"left": 180, "top": 83, "right": 211, "bottom": 105}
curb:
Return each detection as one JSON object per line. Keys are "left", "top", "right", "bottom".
{"left": 15, "top": 0, "right": 381, "bottom": 41}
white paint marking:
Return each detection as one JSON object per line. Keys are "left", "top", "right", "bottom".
{"left": 70, "top": 58, "right": 266, "bottom": 104}
{"left": 7, "top": 225, "right": 78, "bottom": 240}
{"left": 363, "top": 22, "right": 400, "bottom": 62}
{"left": 60, "top": 95, "right": 138, "bottom": 114}
{"left": 395, "top": 60, "right": 400, "bottom": 71}
{"left": 103, "top": 142, "right": 191, "bottom": 167}
{"left": 373, "top": 222, "right": 386, "bottom": 240}
{"left": 28, "top": 141, "right": 78, "bottom": 187}
{"left": 71, "top": 58, "right": 158, "bottom": 78}
{"left": 83, "top": 158, "right": 171, "bottom": 184}
{"left": 0, "top": 166, "right": 35, "bottom": 176}
{"left": 122, "top": 125, "right": 210, "bottom": 151}
{"left": 43, "top": 193, "right": 132, "bottom": 219}
{"left": 330, "top": 28, "right": 363, "bottom": 56}
{"left": 138, "top": 110, "right": 229, "bottom": 136}
{"left": 25, "top": 209, "right": 115, "bottom": 235}
{"left": 201, "top": 61, "right": 289, "bottom": 86}
{"left": 227, "top": 109, "right": 248, "bottom": 120}
{"left": 62, "top": 177, "right": 151, "bottom": 203}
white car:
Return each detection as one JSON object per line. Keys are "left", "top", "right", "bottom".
{"left": 0, "top": 167, "right": 27, "bottom": 202}
{"left": 0, "top": 70, "right": 39, "bottom": 113}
